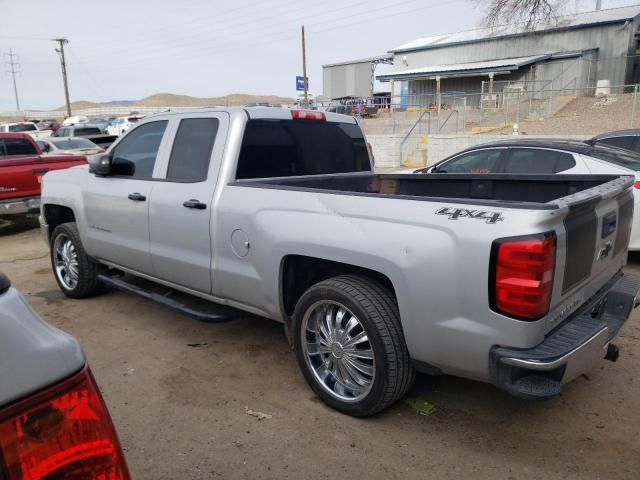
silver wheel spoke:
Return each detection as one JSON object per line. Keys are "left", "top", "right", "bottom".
{"left": 344, "top": 330, "right": 369, "bottom": 348}
{"left": 344, "top": 347, "right": 373, "bottom": 360}
{"left": 345, "top": 355, "right": 374, "bottom": 376}
{"left": 301, "top": 300, "right": 376, "bottom": 403}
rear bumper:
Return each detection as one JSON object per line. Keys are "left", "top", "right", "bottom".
{"left": 489, "top": 272, "right": 640, "bottom": 399}
{"left": 0, "top": 196, "right": 40, "bottom": 216}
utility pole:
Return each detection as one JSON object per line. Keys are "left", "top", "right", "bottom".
{"left": 53, "top": 38, "right": 72, "bottom": 118}
{"left": 4, "top": 49, "right": 20, "bottom": 111}
{"left": 301, "top": 25, "right": 308, "bottom": 108}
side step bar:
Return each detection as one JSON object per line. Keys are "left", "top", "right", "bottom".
{"left": 98, "top": 272, "right": 239, "bottom": 323}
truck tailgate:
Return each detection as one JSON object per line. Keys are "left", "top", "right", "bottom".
{"left": 546, "top": 176, "right": 634, "bottom": 331}
{"left": 0, "top": 155, "right": 86, "bottom": 199}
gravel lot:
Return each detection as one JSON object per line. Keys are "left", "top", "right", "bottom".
{"left": 1, "top": 220, "right": 639, "bottom": 480}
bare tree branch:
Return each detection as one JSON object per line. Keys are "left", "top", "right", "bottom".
{"left": 478, "top": 0, "right": 563, "bottom": 31}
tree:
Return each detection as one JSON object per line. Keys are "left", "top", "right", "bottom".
{"left": 480, "top": 0, "right": 563, "bottom": 30}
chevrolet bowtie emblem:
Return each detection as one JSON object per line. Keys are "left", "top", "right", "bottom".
{"left": 597, "top": 241, "right": 613, "bottom": 261}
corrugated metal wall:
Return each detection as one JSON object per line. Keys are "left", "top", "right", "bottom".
{"left": 323, "top": 62, "right": 372, "bottom": 98}
{"left": 394, "top": 19, "right": 640, "bottom": 97}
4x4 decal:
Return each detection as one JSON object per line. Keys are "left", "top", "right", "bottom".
{"left": 436, "top": 207, "right": 504, "bottom": 224}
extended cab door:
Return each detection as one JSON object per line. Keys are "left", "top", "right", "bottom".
{"left": 82, "top": 120, "right": 169, "bottom": 274}
{"left": 148, "top": 113, "right": 228, "bottom": 293}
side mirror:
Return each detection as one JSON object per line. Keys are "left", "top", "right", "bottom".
{"left": 89, "top": 154, "right": 112, "bottom": 176}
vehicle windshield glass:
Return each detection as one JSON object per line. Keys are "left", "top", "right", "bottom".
{"left": 590, "top": 144, "right": 640, "bottom": 171}
{"left": 236, "top": 119, "right": 371, "bottom": 179}
{"left": 8, "top": 123, "right": 36, "bottom": 132}
{"left": 74, "top": 127, "right": 101, "bottom": 135}
{"left": 52, "top": 138, "right": 96, "bottom": 149}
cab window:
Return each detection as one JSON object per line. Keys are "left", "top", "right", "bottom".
{"left": 111, "top": 121, "right": 168, "bottom": 178}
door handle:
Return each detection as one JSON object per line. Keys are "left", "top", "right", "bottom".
{"left": 32, "top": 168, "right": 49, "bottom": 174}
{"left": 127, "top": 192, "right": 146, "bottom": 202}
{"left": 183, "top": 199, "right": 206, "bottom": 210}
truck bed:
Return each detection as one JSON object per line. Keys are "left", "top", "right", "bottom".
{"left": 232, "top": 173, "right": 633, "bottom": 209}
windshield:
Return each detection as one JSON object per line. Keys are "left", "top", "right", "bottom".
{"left": 590, "top": 144, "right": 640, "bottom": 171}
{"left": 52, "top": 138, "right": 96, "bottom": 149}
{"left": 8, "top": 123, "right": 36, "bottom": 132}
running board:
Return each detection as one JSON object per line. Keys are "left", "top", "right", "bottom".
{"left": 98, "top": 272, "right": 240, "bottom": 323}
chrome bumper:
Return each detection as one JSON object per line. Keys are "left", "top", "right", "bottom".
{"left": 0, "top": 196, "right": 40, "bottom": 216}
{"left": 490, "top": 273, "right": 640, "bottom": 399}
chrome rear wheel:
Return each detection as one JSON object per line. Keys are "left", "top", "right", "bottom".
{"left": 301, "top": 300, "right": 375, "bottom": 403}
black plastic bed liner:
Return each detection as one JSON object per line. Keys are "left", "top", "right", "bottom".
{"left": 231, "top": 173, "right": 632, "bottom": 209}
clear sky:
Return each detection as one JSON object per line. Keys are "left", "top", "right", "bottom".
{"left": 0, "top": 0, "right": 637, "bottom": 110}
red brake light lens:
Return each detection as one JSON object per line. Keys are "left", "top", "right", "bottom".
{"left": 491, "top": 233, "right": 556, "bottom": 320}
{"left": 633, "top": 181, "right": 640, "bottom": 189}
{"left": 0, "top": 366, "right": 130, "bottom": 480}
{"left": 291, "top": 110, "right": 326, "bottom": 121}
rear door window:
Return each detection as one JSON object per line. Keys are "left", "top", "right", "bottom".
{"left": 236, "top": 119, "right": 371, "bottom": 179}
{"left": 598, "top": 136, "right": 637, "bottom": 152}
{"left": 167, "top": 118, "right": 219, "bottom": 182}
{"left": 502, "top": 148, "right": 576, "bottom": 173}
{"left": 111, "top": 121, "right": 168, "bottom": 178}
{"left": 438, "top": 149, "right": 502, "bottom": 173}
{"left": 0, "top": 138, "right": 39, "bottom": 157}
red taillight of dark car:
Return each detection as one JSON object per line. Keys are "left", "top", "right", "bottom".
{"left": 0, "top": 366, "right": 130, "bottom": 480}
{"left": 490, "top": 233, "right": 557, "bottom": 320}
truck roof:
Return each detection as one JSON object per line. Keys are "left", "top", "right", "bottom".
{"left": 0, "top": 132, "right": 36, "bottom": 140}
{"left": 145, "top": 106, "right": 357, "bottom": 124}
{"left": 461, "top": 138, "right": 640, "bottom": 158}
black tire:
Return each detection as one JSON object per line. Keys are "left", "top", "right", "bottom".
{"left": 292, "top": 275, "right": 414, "bottom": 417}
{"left": 50, "top": 222, "right": 103, "bottom": 299}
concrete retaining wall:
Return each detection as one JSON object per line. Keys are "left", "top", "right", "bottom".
{"left": 367, "top": 133, "right": 591, "bottom": 168}
{"left": 366, "top": 134, "right": 405, "bottom": 168}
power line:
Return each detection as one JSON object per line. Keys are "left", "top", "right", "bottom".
{"left": 4, "top": 48, "right": 20, "bottom": 110}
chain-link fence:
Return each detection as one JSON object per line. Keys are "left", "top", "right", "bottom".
{"left": 333, "top": 83, "right": 640, "bottom": 139}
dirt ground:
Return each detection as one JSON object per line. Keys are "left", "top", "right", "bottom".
{"left": 1, "top": 220, "right": 639, "bottom": 480}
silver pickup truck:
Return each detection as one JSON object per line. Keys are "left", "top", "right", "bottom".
{"left": 40, "top": 107, "right": 640, "bottom": 416}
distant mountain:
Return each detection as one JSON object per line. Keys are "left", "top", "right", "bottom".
{"left": 54, "top": 93, "right": 292, "bottom": 112}
{"left": 103, "top": 100, "right": 136, "bottom": 106}
{"left": 134, "top": 92, "right": 292, "bottom": 107}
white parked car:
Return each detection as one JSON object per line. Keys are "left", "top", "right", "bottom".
{"left": 0, "top": 122, "right": 52, "bottom": 139}
{"left": 62, "top": 115, "right": 89, "bottom": 126}
{"left": 105, "top": 116, "right": 143, "bottom": 136}
{"left": 416, "top": 139, "right": 640, "bottom": 250}
{"left": 36, "top": 137, "right": 104, "bottom": 156}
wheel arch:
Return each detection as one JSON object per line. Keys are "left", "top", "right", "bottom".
{"left": 279, "top": 254, "right": 398, "bottom": 320}
{"left": 43, "top": 204, "right": 76, "bottom": 240}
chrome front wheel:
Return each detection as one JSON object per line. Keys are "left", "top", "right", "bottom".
{"left": 53, "top": 233, "right": 79, "bottom": 291}
{"left": 301, "top": 300, "right": 375, "bottom": 403}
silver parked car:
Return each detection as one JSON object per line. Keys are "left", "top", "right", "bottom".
{"left": 0, "top": 271, "right": 130, "bottom": 479}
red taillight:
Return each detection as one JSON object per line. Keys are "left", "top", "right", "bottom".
{"left": 0, "top": 366, "right": 130, "bottom": 480}
{"left": 291, "top": 110, "right": 326, "bottom": 121}
{"left": 634, "top": 181, "right": 640, "bottom": 189}
{"left": 491, "top": 233, "right": 556, "bottom": 320}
